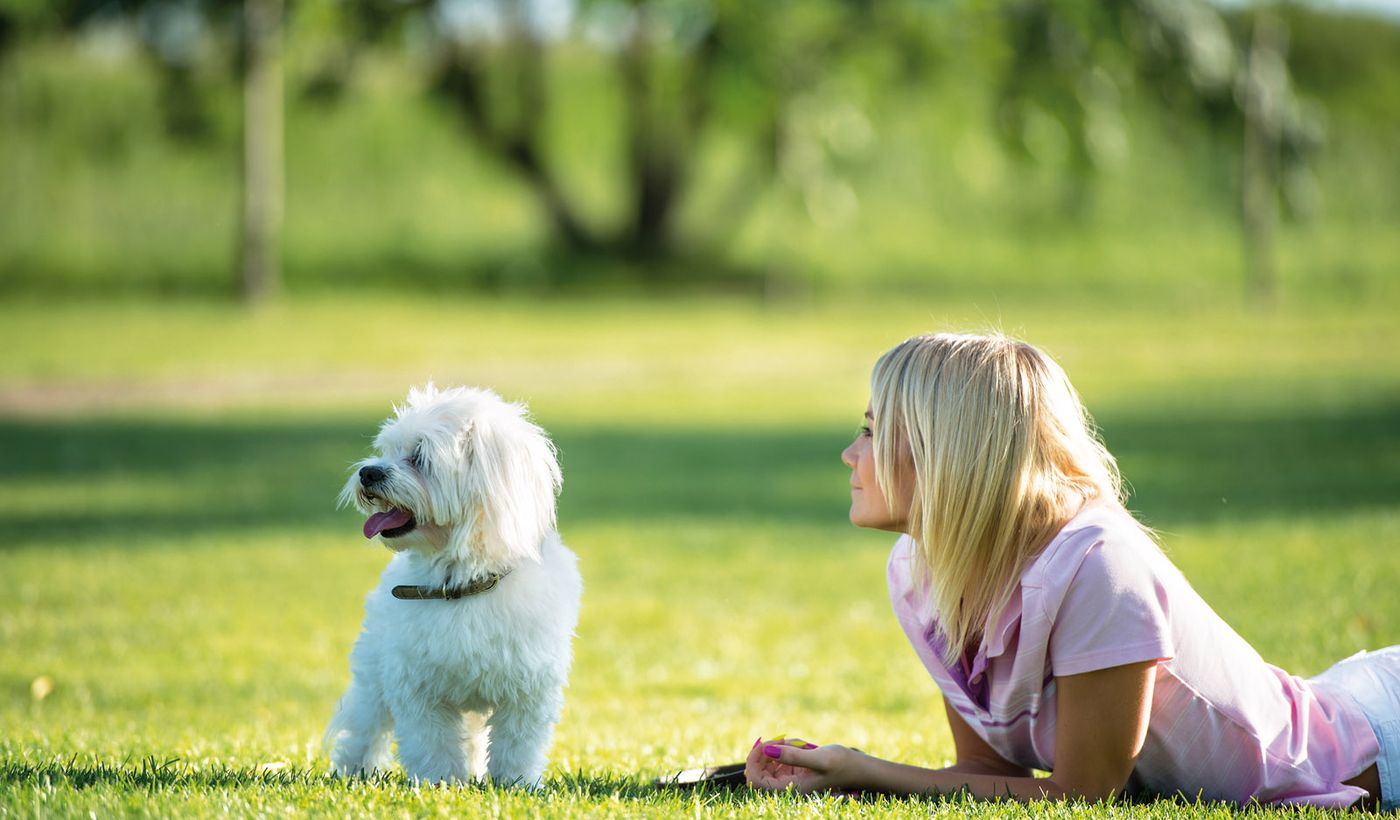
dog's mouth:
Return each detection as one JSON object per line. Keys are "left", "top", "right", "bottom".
{"left": 363, "top": 508, "right": 417, "bottom": 539}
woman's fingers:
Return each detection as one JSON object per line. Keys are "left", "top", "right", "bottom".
{"left": 762, "top": 742, "right": 820, "bottom": 770}
{"left": 746, "top": 738, "right": 790, "bottom": 787}
{"left": 746, "top": 735, "right": 835, "bottom": 792}
{"left": 760, "top": 735, "right": 819, "bottom": 750}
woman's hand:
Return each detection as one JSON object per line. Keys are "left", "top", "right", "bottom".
{"left": 744, "top": 737, "right": 862, "bottom": 794}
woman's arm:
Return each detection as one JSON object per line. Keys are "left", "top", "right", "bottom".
{"left": 942, "top": 700, "right": 1032, "bottom": 777}
{"left": 748, "top": 659, "right": 1157, "bottom": 802}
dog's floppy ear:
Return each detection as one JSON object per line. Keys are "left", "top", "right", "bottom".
{"left": 456, "top": 408, "right": 562, "bottom": 564}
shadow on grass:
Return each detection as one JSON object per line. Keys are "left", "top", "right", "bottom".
{"left": 0, "top": 399, "right": 1396, "bottom": 549}
{"left": 0, "top": 244, "right": 786, "bottom": 302}
{"left": 1099, "top": 400, "right": 1400, "bottom": 529}
{"left": 0, "top": 756, "right": 338, "bottom": 791}
{"left": 0, "top": 756, "right": 663, "bottom": 801}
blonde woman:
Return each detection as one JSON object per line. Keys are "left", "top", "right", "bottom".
{"left": 745, "top": 333, "right": 1397, "bottom": 809}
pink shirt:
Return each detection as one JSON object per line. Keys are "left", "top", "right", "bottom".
{"left": 887, "top": 503, "right": 1379, "bottom": 807}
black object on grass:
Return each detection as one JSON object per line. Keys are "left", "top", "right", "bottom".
{"left": 653, "top": 762, "right": 748, "bottom": 791}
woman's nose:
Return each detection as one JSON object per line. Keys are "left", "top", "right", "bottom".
{"left": 841, "top": 442, "right": 857, "bottom": 468}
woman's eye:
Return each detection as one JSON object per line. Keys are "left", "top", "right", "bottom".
{"left": 859, "top": 425, "right": 872, "bottom": 438}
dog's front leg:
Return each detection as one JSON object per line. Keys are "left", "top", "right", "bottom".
{"left": 326, "top": 680, "right": 394, "bottom": 777}
{"left": 392, "top": 702, "right": 474, "bottom": 785}
{"left": 463, "top": 710, "right": 489, "bottom": 780}
{"left": 484, "top": 692, "right": 561, "bottom": 789}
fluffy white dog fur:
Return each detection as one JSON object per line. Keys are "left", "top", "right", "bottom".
{"left": 325, "top": 384, "right": 581, "bottom": 788}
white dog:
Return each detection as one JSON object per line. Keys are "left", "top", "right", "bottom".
{"left": 325, "top": 384, "right": 581, "bottom": 788}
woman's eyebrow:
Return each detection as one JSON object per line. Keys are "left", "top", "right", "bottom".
{"left": 864, "top": 411, "right": 874, "bottom": 420}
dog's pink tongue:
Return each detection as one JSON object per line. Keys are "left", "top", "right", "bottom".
{"left": 364, "top": 509, "right": 412, "bottom": 539}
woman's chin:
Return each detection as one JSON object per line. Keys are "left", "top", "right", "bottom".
{"left": 849, "top": 509, "right": 878, "bottom": 529}
{"left": 850, "top": 510, "right": 905, "bottom": 533}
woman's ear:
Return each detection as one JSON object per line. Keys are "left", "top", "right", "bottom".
{"left": 456, "top": 413, "right": 561, "bottom": 564}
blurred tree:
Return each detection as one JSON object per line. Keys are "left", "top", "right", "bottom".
{"left": 991, "top": 0, "right": 1321, "bottom": 304}
{"left": 1241, "top": 12, "right": 1285, "bottom": 307}
{"left": 7, "top": 0, "right": 914, "bottom": 282}
{"left": 327, "top": 0, "right": 924, "bottom": 263}
{"left": 0, "top": 0, "right": 229, "bottom": 139}
{"left": 1273, "top": 4, "right": 1400, "bottom": 125}
{"left": 1, "top": 0, "right": 284, "bottom": 302}
{"left": 1, "top": 0, "right": 1331, "bottom": 297}
{"left": 240, "top": 0, "right": 283, "bottom": 302}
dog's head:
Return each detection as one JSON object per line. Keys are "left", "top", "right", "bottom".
{"left": 338, "top": 384, "right": 561, "bottom": 567}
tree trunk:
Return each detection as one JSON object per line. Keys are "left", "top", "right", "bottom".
{"left": 239, "top": 0, "right": 283, "bottom": 303}
{"left": 1242, "top": 13, "right": 1286, "bottom": 309}
{"left": 620, "top": 12, "right": 678, "bottom": 257}
{"left": 433, "top": 42, "right": 600, "bottom": 254}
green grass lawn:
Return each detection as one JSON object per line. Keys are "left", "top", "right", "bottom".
{"left": 1, "top": 294, "right": 1398, "bottom": 817}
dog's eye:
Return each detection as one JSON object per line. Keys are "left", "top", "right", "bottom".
{"left": 406, "top": 447, "right": 424, "bottom": 471}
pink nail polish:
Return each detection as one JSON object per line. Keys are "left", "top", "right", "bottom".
{"left": 752, "top": 737, "right": 761, "bottom": 750}
{"left": 763, "top": 745, "right": 782, "bottom": 759}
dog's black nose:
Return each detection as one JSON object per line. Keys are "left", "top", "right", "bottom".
{"left": 359, "top": 466, "right": 386, "bottom": 486}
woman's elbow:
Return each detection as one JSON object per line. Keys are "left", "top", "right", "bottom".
{"left": 1042, "top": 773, "right": 1132, "bottom": 803}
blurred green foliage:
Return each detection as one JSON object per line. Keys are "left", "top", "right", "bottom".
{"left": 0, "top": 1, "right": 1397, "bottom": 301}
{"left": 1262, "top": 5, "right": 1400, "bottom": 125}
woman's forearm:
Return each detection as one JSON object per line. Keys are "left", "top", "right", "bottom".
{"left": 943, "top": 759, "right": 1033, "bottom": 778}
{"left": 846, "top": 752, "right": 1084, "bottom": 802}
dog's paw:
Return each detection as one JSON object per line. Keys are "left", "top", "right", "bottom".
{"left": 487, "top": 771, "right": 545, "bottom": 791}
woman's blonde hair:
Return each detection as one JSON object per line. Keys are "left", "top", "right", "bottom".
{"left": 871, "top": 333, "right": 1123, "bottom": 665}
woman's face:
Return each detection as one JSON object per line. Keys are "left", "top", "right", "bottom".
{"left": 841, "top": 404, "right": 913, "bottom": 533}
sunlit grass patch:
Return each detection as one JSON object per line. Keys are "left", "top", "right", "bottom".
{"left": 1, "top": 296, "right": 1397, "bottom": 816}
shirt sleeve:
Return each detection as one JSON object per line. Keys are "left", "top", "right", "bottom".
{"left": 1047, "top": 536, "right": 1175, "bottom": 677}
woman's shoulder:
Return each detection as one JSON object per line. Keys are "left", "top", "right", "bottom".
{"left": 1028, "top": 503, "right": 1182, "bottom": 674}
{"left": 1022, "top": 502, "right": 1163, "bottom": 593}
{"left": 885, "top": 504, "right": 1168, "bottom": 618}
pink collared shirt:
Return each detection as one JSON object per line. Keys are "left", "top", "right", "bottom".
{"left": 887, "top": 503, "right": 1379, "bottom": 807}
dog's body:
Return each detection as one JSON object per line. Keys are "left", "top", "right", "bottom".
{"left": 325, "top": 385, "right": 581, "bottom": 787}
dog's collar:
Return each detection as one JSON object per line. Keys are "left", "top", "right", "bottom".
{"left": 391, "top": 569, "right": 512, "bottom": 601}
